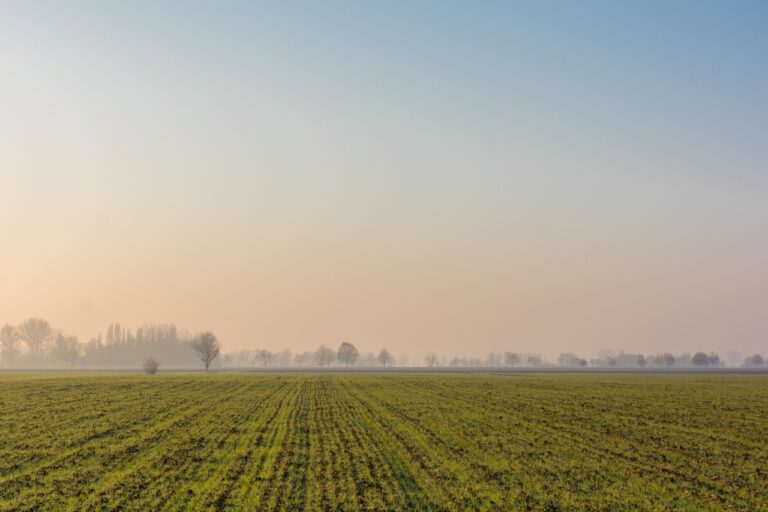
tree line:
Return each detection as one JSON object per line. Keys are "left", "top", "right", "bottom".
{"left": 0, "top": 318, "right": 401, "bottom": 372}
{"left": 0, "top": 317, "right": 764, "bottom": 371}
{"left": 453, "top": 351, "right": 764, "bottom": 369}
{"left": 221, "top": 344, "right": 396, "bottom": 369}
{"left": 0, "top": 318, "right": 215, "bottom": 370}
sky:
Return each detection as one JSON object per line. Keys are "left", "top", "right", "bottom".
{"left": 1, "top": 1, "right": 766, "bottom": 361}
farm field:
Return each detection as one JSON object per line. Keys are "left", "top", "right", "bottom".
{"left": 1, "top": 373, "right": 767, "bottom": 511}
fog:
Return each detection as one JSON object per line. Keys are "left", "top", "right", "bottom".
{"left": 0, "top": 317, "right": 764, "bottom": 371}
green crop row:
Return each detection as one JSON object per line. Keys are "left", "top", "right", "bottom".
{"left": 0, "top": 373, "right": 766, "bottom": 511}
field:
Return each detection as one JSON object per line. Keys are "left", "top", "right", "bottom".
{"left": 1, "top": 373, "right": 767, "bottom": 511}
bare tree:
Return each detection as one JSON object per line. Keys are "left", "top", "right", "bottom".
{"left": 275, "top": 349, "right": 293, "bottom": 367}
{"left": 0, "top": 324, "right": 20, "bottom": 366}
{"left": 54, "top": 333, "right": 81, "bottom": 368}
{"left": 143, "top": 358, "right": 160, "bottom": 375}
{"left": 377, "top": 348, "right": 393, "bottom": 368}
{"left": 192, "top": 331, "right": 220, "bottom": 371}
{"left": 18, "top": 318, "right": 55, "bottom": 356}
{"left": 337, "top": 342, "right": 359, "bottom": 367}
{"left": 293, "top": 351, "right": 313, "bottom": 367}
{"left": 503, "top": 352, "right": 520, "bottom": 367}
{"left": 315, "top": 345, "right": 335, "bottom": 367}
{"left": 558, "top": 353, "right": 582, "bottom": 368}
{"left": 424, "top": 353, "right": 439, "bottom": 368}
{"left": 526, "top": 354, "right": 543, "bottom": 367}
{"left": 487, "top": 352, "right": 503, "bottom": 367}
{"left": 255, "top": 349, "right": 274, "bottom": 368}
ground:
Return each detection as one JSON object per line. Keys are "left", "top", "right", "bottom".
{"left": 1, "top": 373, "right": 766, "bottom": 511}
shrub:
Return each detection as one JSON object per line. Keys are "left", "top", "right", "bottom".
{"left": 143, "top": 358, "right": 160, "bottom": 375}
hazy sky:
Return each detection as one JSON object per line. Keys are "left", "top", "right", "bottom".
{"left": 1, "top": 1, "right": 766, "bottom": 360}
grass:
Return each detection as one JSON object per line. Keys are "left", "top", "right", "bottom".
{"left": 0, "top": 372, "right": 766, "bottom": 511}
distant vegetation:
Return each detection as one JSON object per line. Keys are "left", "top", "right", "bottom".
{"left": 0, "top": 317, "right": 764, "bottom": 370}
{"left": 1, "top": 373, "right": 766, "bottom": 510}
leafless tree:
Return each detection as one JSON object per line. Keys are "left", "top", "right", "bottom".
{"left": 275, "top": 349, "right": 293, "bottom": 367}
{"left": 255, "top": 349, "right": 274, "bottom": 367}
{"left": 337, "top": 342, "right": 359, "bottom": 367}
{"left": 18, "top": 318, "right": 55, "bottom": 356}
{"left": 0, "top": 324, "right": 20, "bottom": 366}
{"left": 315, "top": 345, "right": 335, "bottom": 367}
{"left": 143, "top": 358, "right": 160, "bottom": 375}
{"left": 54, "top": 333, "right": 81, "bottom": 368}
{"left": 424, "top": 353, "right": 438, "bottom": 368}
{"left": 487, "top": 352, "right": 503, "bottom": 367}
{"left": 192, "top": 331, "right": 220, "bottom": 371}
{"left": 377, "top": 348, "right": 393, "bottom": 368}
{"left": 526, "top": 354, "right": 543, "bottom": 367}
{"left": 503, "top": 352, "right": 520, "bottom": 367}
{"left": 293, "top": 351, "right": 313, "bottom": 367}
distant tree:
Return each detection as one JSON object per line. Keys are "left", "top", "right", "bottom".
{"left": 503, "top": 352, "right": 520, "bottom": 367}
{"left": 275, "top": 350, "right": 293, "bottom": 367}
{"left": 337, "top": 342, "right": 360, "bottom": 367}
{"left": 637, "top": 354, "right": 647, "bottom": 368}
{"left": 655, "top": 353, "right": 675, "bottom": 368}
{"left": 293, "top": 351, "right": 313, "bottom": 367}
{"left": 315, "top": 345, "right": 336, "bottom": 367}
{"left": 358, "top": 352, "right": 377, "bottom": 366}
{"left": 377, "top": 348, "right": 393, "bottom": 368}
{"left": 526, "top": 354, "right": 542, "bottom": 367}
{"left": 692, "top": 352, "right": 710, "bottom": 367}
{"left": 143, "top": 358, "right": 160, "bottom": 375}
{"left": 487, "top": 352, "right": 502, "bottom": 367}
{"left": 744, "top": 354, "right": 764, "bottom": 368}
{"left": 192, "top": 331, "right": 220, "bottom": 371}
{"left": 707, "top": 352, "right": 720, "bottom": 367}
{"left": 255, "top": 349, "right": 274, "bottom": 367}
{"left": 424, "top": 353, "right": 439, "bottom": 368}
{"left": 0, "top": 324, "right": 20, "bottom": 365}
{"left": 18, "top": 318, "right": 55, "bottom": 356}
{"left": 54, "top": 333, "right": 81, "bottom": 368}
{"left": 557, "top": 353, "right": 581, "bottom": 368}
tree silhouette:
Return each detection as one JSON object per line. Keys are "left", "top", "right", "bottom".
{"left": 377, "top": 348, "right": 393, "bottom": 368}
{"left": 337, "top": 342, "right": 359, "bottom": 367}
{"left": 18, "top": 318, "right": 55, "bottom": 356}
{"left": 192, "top": 331, "right": 220, "bottom": 371}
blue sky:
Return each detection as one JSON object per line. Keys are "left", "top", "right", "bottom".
{"left": 1, "top": 1, "right": 766, "bottom": 358}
